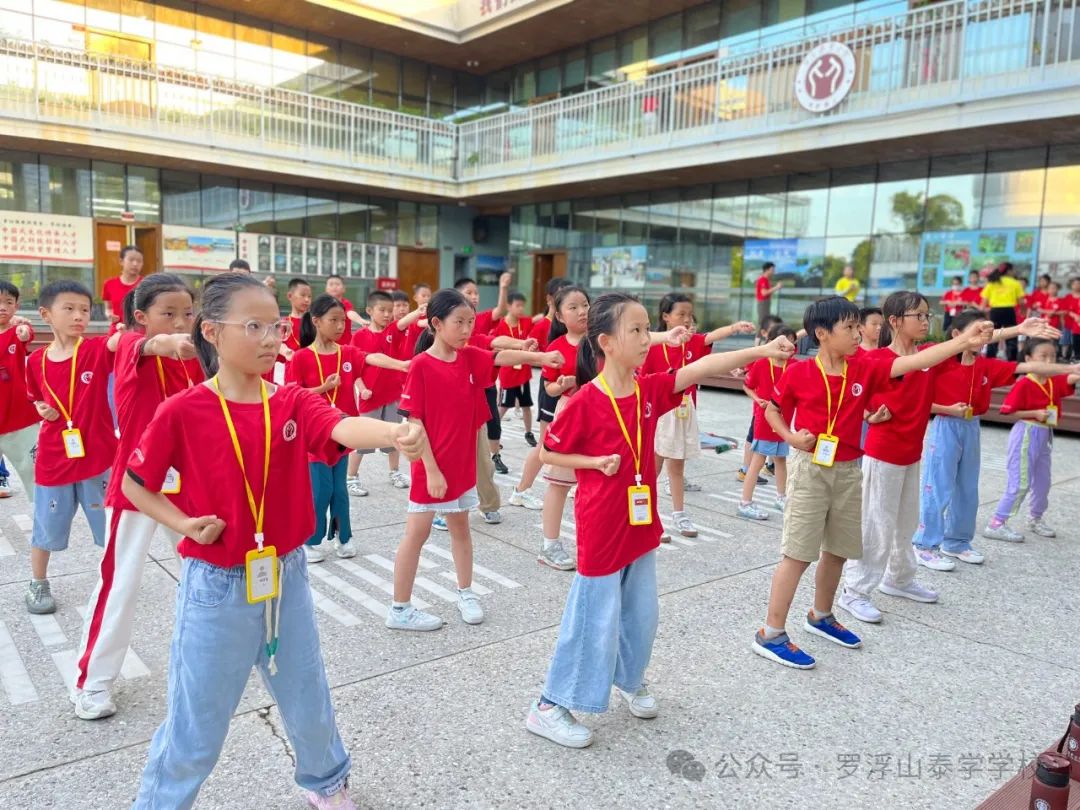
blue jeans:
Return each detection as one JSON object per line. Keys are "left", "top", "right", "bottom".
{"left": 542, "top": 550, "right": 658, "bottom": 713}
{"left": 31, "top": 471, "right": 110, "bottom": 551}
{"left": 308, "top": 457, "right": 351, "bottom": 546}
{"left": 134, "top": 549, "right": 350, "bottom": 809}
{"left": 912, "top": 415, "right": 981, "bottom": 554}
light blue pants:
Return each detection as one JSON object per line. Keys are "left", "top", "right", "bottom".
{"left": 308, "top": 457, "right": 352, "bottom": 547}
{"left": 31, "top": 471, "right": 110, "bottom": 551}
{"left": 542, "top": 550, "right": 658, "bottom": 713}
{"left": 912, "top": 415, "right": 981, "bottom": 554}
{"left": 134, "top": 549, "right": 350, "bottom": 809}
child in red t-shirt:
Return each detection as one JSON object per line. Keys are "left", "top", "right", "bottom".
{"left": 525, "top": 292, "right": 795, "bottom": 749}
{"left": 494, "top": 291, "right": 536, "bottom": 443}
{"left": 101, "top": 246, "right": 143, "bottom": 335}
{"left": 528, "top": 277, "right": 573, "bottom": 352}
{"left": 24, "top": 281, "right": 118, "bottom": 616}
{"left": 388, "top": 288, "right": 562, "bottom": 632}
{"left": 941, "top": 275, "right": 967, "bottom": 333}
{"left": 0, "top": 280, "right": 38, "bottom": 500}
{"left": 73, "top": 274, "right": 203, "bottom": 721}
{"left": 122, "top": 272, "right": 426, "bottom": 809}
{"left": 984, "top": 338, "right": 1080, "bottom": 543}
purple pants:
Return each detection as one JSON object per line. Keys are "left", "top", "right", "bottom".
{"left": 994, "top": 421, "right": 1052, "bottom": 522}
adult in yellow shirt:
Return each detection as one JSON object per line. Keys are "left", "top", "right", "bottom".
{"left": 834, "top": 264, "right": 860, "bottom": 302}
{"left": 981, "top": 262, "right": 1025, "bottom": 360}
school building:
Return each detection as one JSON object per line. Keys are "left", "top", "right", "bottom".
{"left": 1, "top": 0, "right": 1079, "bottom": 325}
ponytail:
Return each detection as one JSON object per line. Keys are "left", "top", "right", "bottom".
{"left": 192, "top": 312, "right": 218, "bottom": 377}
{"left": 878, "top": 290, "right": 928, "bottom": 348}
{"left": 575, "top": 334, "right": 600, "bottom": 387}
{"left": 575, "top": 291, "right": 638, "bottom": 388}
{"left": 300, "top": 294, "right": 344, "bottom": 349}
{"left": 415, "top": 287, "right": 469, "bottom": 356}
{"left": 299, "top": 313, "right": 316, "bottom": 348}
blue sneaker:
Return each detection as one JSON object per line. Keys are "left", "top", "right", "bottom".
{"left": 751, "top": 630, "right": 815, "bottom": 669}
{"left": 432, "top": 515, "right": 448, "bottom": 532}
{"left": 803, "top": 611, "right": 862, "bottom": 649}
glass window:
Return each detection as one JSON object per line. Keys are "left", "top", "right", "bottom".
{"left": 537, "top": 55, "right": 560, "bottom": 97}
{"left": 485, "top": 70, "right": 511, "bottom": 105}
{"left": 202, "top": 175, "right": 238, "bottom": 230}
{"left": 1037, "top": 227, "right": 1080, "bottom": 283}
{"left": 371, "top": 51, "right": 400, "bottom": 107}
{"left": 825, "top": 235, "right": 873, "bottom": 296}
{"left": 338, "top": 194, "right": 370, "bottom": 242}
{"left": 126, "top": 165, "right": 160, "bottom": 223}
{"left": 721, "top": 0, "right": 762, "bottom": 41}
{"left": 621, "top": 193, "right": 649, "bottom": 243}
{"left": 589, "top": 37, "right": 617, "bottom": 85}
{"left": 41, "top": 156, "right": 91, "bottom": 216}
{"left": 711, "top": 181, "right": 749, "bottom": 240}
{"left": 828, "top": 165, "right": 877, "bottom": 236}
{"left": 0, "top": 150, "right": 40, "bottom": 213}
{"left": 196, "top": 8, "right": 235, "bottom": 57}
{"left": 120, "top": 0, "right": 154, "bottom": 38}
{"left": 306, "top": 189, "right": 337, "bottom": 239}
{"left": 1043, "top": 144, "right": 1080, "bottom": 227}
{"left": 235, "top": 14, "right": 272, "bottom": 62}
{"left": 402, "top": 59, "right": 428, "bottom": 105}
{"left": 456, "top": 72, "right": 484, "bottom": 111}
{"left": 238, "top": 180, "right": 273, "bottom": 233}
{"left": 398, "top": 201, "right": 418, "bottom": 246}
{"left": 339, "top": 47, "right": 373, "bottom": 106}
{"left": 155, "top": 2, "right": 195, "bottom": 45}
{"left": 161, "top": 169, "right": 200, "bottom": 226}
{"left": 369, "top": 198, "right": 396, "bottom": 244}
{"left": 591, "top": 197, "right": 621, "bottom": 246}
{"left": 512, "top": 64, "right": 536, "bottom": 104}
{"left": 746, "top": 176, "right": 786, "bottom": 238}
{"left": 982, "top": 148, "right": 1046, "bottom": 229}
{"left": 618, "top": 25, "right": 648, "bottom": 70}
{"left": 91, "top": 161, "right": 125, "bottom": 219}
{"left": 275, "top": 186, "right": 307, "bottom": 236}
{"left": 306, "top": 34, "right": 342, "bottom": 99}
{"left": 1, "top": 10, "right": 34, "bottom": 40}
{"left": 563, "top": 48, "right": 586, "bottom": 94}
{"left": 926, "top": 153, "right": 984, "bottom": 230}
{"left": 679, "top": 187, "right": 714, "bottom": 248}
{"left": 649, "top": 14, "right": 683, "bottom": 60}
{"left": 419, "top": 204, "right": 438, "bottom": 247}
{"left": 85, "top": 0, "right": 121, "bottom": 32}
{"left": 685, "top": 5, "right": 720, "bottom": 48}
{"left": 764, "top": 0, "right": 807, "bottom": 26}
{"left": 872, "top": 159, "right": 928, "bottom": 234}
{"left": 785, "top": 171, "right": 829, "bottom": 237}
{"left": 648, "top": 190, "right": 679, "bottom": 244}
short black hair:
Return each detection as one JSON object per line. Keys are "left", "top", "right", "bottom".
{"left": 390, "top": 290, "right": 409, "bottom": 303}
{"left": 412, "top": 282, "right": 432, "bottom": 293}
{"left": 287, "top": 278, "right": 310, "bottom": 292}
{"left": 758, "top": 314, "right": 782, "bottom": 333}
{"left": 39, "top": 279, "right": 92, "bottom": 309}
{"left": 804, "top": 296, "right": 859, "bottom": 347}
{"left": 228, "top": 258, "right": 250, "bottom": 272}
{"left": 762, "top": 262, "right": 775, "bottom": 272}
{"left": 951, "top": 275, "right": 964, "bottom": 285}
{"left": 859, "top": 306, "right": 882, "bottom": 324}
{"left": 367, "top": 290, "right": 392, "bottom": 306}
{"left": 507, "top": 291, "right": 526, "bottom": 305}
{"left": 0, "top": 280, "right": 19, "bottom": 300}
{"left": 546, "top": 277, "right": 571, "bottom": 297}
{"left": 327, "top": 273, "right": 343, "bottom": 283}
{"left": 1021, "top": 337, "right": 1057, "bottom": 360}
{"left": 949, "top": 308, "right": 985, "bottom": 335}
{"left": 120, "top": 245, "right": 142, "bottom": 260}
{"left": 453, "top": 277, "right": 477, "bottom": 291}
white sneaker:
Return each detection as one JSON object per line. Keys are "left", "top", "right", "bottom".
{"left": 617, "top": 685, "right": 658, "bottom": 719}
{"left": 305, "top": 543, "right": 330, "bottom": 563}
{"left": 672, "top": 513, "right": 698, "bottom": 538}
{"left": 508, "top": 489, "right": 543, "bottom": 510}
{"left": 334, "top": 540, "right": 357, "bottom": 559}
{"left": 941, "top": 547, "right": 986, "bottom": 565}
{"left": 73, "top": 688, "right": 116, "bottom": 720}
{"left": 738, "top": 502, "right": 769, "bottom": 521}
{"left": 385, "top": 604, "right": 445, "bottom": 631}
{"left": 915, "top": 548, "right": 956, "bottom": 572}
{"left": 346, "top": 478, "right": 369, "bottom": 497}
{"left": 457, "top": 588, "right": 484, "bottom": 624}
{"left": 982, "top": 522, "right": 1023, "bottom": 542}
{"left": 481, "top": 510, "right": 502, "bottom": 525}
{"left": 538, "top": 541, "right": 576, "bottom": 571}
{"left": 662, "top": 478, "right": 703, "bottom": 495}
{"left": 878, "top": 579, "right": 938, "bottom": 603}
{"left": 525, "top": 700, "right": 594, "bottom": 748}
{"left": 837, "top": 591, "right": 882, "bottom": 623}
{"left": 1027, "top": 518, "right": 1056, "bottom": 537}
{"left": 389, "top": 470, "right": 410, "bottom": 490}
{"left": 775, "top": 494, "right": 788, "bottom": 512}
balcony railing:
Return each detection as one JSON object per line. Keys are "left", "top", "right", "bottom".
{"left": 458, "top": 0, "right": 1080, "bottom": 180}
{"left": 0, "top": 0, "right": 1076, "bottom": 187}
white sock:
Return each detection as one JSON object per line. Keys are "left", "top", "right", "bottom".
{"left": 672, "top": 510, "right": 685, "bottom": 518}
{"left": 763, "top": 624, "right": 785, "bottom": 640}
{"left": 543, "top": 537, "right": 559, "bottom": 550}
{"left": 810, "top": 607, "right": 830, "bottom": 621}
{"left": 392, "top": 601, "right": 410, "bottom": 611}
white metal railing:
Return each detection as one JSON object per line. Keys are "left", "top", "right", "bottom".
{"left": 0, "top": 38, "right": 457, "bottom": 181}
{"left": 458, "top": 0, "right": 1080, "bottom": 179}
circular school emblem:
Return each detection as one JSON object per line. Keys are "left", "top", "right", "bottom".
{"left": 644, "top": 402, "right": 653, "bottom": 419}
{"left": 1035, "top": 800, "right": 1051, "bottom": 810}
{"left": 794, "top": 41, "right": 856, "bottom": 113}
{"left": 7, "top": 344, "right": 15, "bottom": 354}
{"left": 342, "top": 361, "right": 353, "bottom": 373}
{"left": 1069, "top": 736, "right": 1078, "bottom": 752}
{"left": 80, "top": 371, "right": 94, "bottom": 384}
{"left": 982, "top": 376, "right": 989, "bottom": 386}
{"left": 282, "top": 419, "right": 297, "bottom": 441}
{"left": 851, "top": 383, "right": 863, "bottom": 397}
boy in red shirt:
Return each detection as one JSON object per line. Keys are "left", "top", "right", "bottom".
{"left": 494, "top": 292, "right": 536, "bottom": 445}
{"left": 0, "top": 281, "right": 39, "bottom": 499}
{"left": 101, "top": 246, "right": 143, "bottom": 336}
{"left": 755, "top": 262, "right": 782, "bottom": 325}
{"left": 347, "top": 289, "right": 426, "bottom": 494}
{"left": 24, "top": 281, "right": 118, "bottom": 615}
{"left": 283, "top": 278, "right": 311, "bottom": 359}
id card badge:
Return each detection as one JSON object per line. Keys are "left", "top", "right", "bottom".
{"left": 245, "top": 545, "right": 278, "bottom": 604}
{"left": 812, "top": 434, "right": 839, "bottom": 467}
{"left": 513, "top": 363, "right": 523, "bottom": 370}
{"left": 161, "top": 467, "right": 181, "bottom": 495}
{"left": 627, "top": 485, "right": 653, "bottom": 526}
{"left": 676, "top": 394, "right": 690, "bottom": 420}
{"left": 1046, "top": 405, "right": 1059, "bottom": 427}
{"left": 963, "top": 406, "right": 974, "bottom": 421}
{"left": 62, "top": 427, "right": 85, "bottom": 459}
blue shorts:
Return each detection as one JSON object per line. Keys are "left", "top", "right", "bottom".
{"left": 31, "top": 471, "right": 110, "bottom": 552}
{"left": 408, "top": 486, "right": 479, "bottom": 514}
{"left": 750, "top": 439, "right": 789, "bottom": 458}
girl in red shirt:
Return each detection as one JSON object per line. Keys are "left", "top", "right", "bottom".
{"left": 525, "top": 292, "right": 795, "bottom": 749}
{"left": 389, "top": 288, "right": 562, "bottom": 632}
{"left": 940, "top": 275, "right": 966, "bottom": 333}
{"left": 122, "top": 273, "right": 427, "bottom": 810}
{"left": 73, "top": 273, "right": 203, "bottom": 722}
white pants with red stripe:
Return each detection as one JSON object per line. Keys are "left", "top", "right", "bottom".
{"left": 75, "top": 508, "right": 180, "bottom": 694}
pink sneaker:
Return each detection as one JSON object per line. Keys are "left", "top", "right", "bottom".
{"left": 307, "top": 786, "right": 357, "bottom": 809}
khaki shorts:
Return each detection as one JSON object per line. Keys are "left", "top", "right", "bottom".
{"left": 654, "top": 400, "right": 702, "bottom": 461}
{"left": 780, "top": 449, "right": 863, "bottom": 563}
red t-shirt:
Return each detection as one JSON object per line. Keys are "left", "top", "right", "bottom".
{"left": 351, "top": 324, "right": 406, "bottom": 412}
{"left": 1039, "top": 296, "right": 1065, "bottom": 331}
{"left": 102, "top": 276, "right": 142, "bottom": 335}
{"left": 1025, "top": 290, "right": 1048, "bottom": 317}
{"left": 864, "top": 345, "right": 949, "bottom": 466}
{"left": 544, "top": 372, "right": 682, "bottom": 577}
{"left": 403, "top": 321, "right": 426, "bottom": 358}
{"left": 755, "top": 275, "right": 771, "bottom": 302}
{"left": 941, "top": 289, "right": 966, "bottom": 317}
{"left": 775, "top": 352, "right": 895, "bottom": 463}
{"left": 286, "top": 344, "right": 368, "bottom": 417}
{"left": 1065, "top": 293, "right": 1080, "bottom": 330}
{"left": 399, "top": 346, "right": 496, "bottom": 504}
{"left": 126, "top": 384, "right": 345, "bottom": 567}
{"left": 337, "top": 297, "right": 355, "bottom": 344}
{"left": 493, "top": 316, "right": 533, "bottom": 388}
{"left": 0, "top": 325, "right": 38, "bottom": 435}
{"left": 26, "top": 336, "right": 117, "bottom": 485}
{"left": 932, "top": 356, "right": 1017, "bottom": 417}
{"left": 542, "top": 335, "right": 581, "bottom": 395}
{"left": 529, "top": 315, "right": 552, "bottom": 351}
{"left": 474, "top": 309, "right": 497, "bottom": 337}
{"left": 641, "top": 333, "right": 709, "bottom": 402}
{"left": 961, "top": 286, "right": 984, "bottom": 307}
{"left": 107, "top": 331, "right": 205, "bottom": 511}
{"left": 744, "top": 357, "right": 791, "bottom": 443}
{"left": 1000, "top": 374, "right": 1075, "bottom": 416}
{"left": 284, "top": 315, "right": 303, "bottom": 354}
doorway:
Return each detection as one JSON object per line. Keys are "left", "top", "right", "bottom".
{"left": 531, "top": 251, "right": 567, "bottom": 310}
{"left": 94, "top": 221, "right": 161, "bottom": 298}
{"left": 397, "top": 247, "right": 439, "bottom": 303}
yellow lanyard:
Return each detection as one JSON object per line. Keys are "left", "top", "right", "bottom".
{"left": 967, "top": 360, "right": 978, "bottom": 406}
{"left": 155, "top": 355, "right": 193, "bottom": 399}
{"left": 597, "top": 374, "right": 643, "bottom": 484}
{"left": 212, "top": 376, "right": 271, "bottom": 549}
{"left": 768, "top": 359, "right": 787, "bottom": 386}
{"left": 1027, "top": 374, "right": 1054, "bottom": 406}
{"left": 314, "top": 345, "right": 342, "bottom": 406}
{"left": 662, "top": 343, "right": 687, "bottom": 370}
{"left": 814, "top": 356, "right": 847, "bottom": 436}
{"left": 41, "top": 337, "right": 82, "bottom": 428}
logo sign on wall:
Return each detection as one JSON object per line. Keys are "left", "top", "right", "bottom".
{"left": 794, "top": 41, "right": 856, "bottom": 113}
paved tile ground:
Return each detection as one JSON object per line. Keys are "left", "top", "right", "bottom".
{"left": 0, "top": 387, "right": 1077, "bottom": 809}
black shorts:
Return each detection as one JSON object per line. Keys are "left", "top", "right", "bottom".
{"left": 485, "top": 386, "right": 501, "bottom": 441}
{"left": 537, "top": 384, "right": 560, "bottom": 424}
{"left": 500, "top": 384, "right": 533, "bottom": 409}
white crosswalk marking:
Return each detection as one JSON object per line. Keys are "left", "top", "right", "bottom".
{"left": 544, "top": 520, "right": 677, "bottom": 552}
{"left": 0, "top": 620, "right": 38, "bottom": 705}
{"left": 309, "top": 586, "right": 362, "bottom": 627}
{"left": 28, "top": 614, "right": 67, "bottom": 647}
{"left": 0, "top": 528, "right": 14, "bottom": 556}
{"left": 424, "top": 543, "right": 523, "bottom": 588}
{"left": 51, "top": 649, "right": 77, "bottom": 697}
{"left": 367, "top": 552, "right": 438, "bottom": 571}
{"left": 439, "top": 571, "right": 492, "bottom": 595}
{"left": 713, "top": 492, "right": 784, "bottom": 514}
{"left": 364, "top": 554, "right": 463, "bottom": 602}
{"left": 669, "top": 536, "right": 697, "bottom": 547}
{"left": 13, "top": 514, "right": 32, "bottom": 533}
{"left": 307, "top": 566, "right": 387, "bottom": 619}
{"left": 332, "top": 559, "right": 430, "bottom": 609}
{"left": 661, "top": 515, "right": 731, "bottom": 541}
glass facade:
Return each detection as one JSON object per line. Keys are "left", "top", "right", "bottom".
{"left": 511, "top": 146, "right": 1080, "bottom": 330}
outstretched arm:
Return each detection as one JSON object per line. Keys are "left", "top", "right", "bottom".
{"left": 675, "top": 336, "right": 795, "bottom": 393}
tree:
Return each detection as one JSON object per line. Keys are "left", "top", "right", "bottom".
{"left": 889, "top": 191, "right": 965, "bottom": 234}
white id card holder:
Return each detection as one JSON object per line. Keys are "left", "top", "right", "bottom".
{"left": 627, "top": 485, "right": 653, "bottom": 526}
{"left": 161, "top": 467, "right": 181, "bottom": 495}
{"left": 812, "top": 434, "right": 839, "bottom": 467}
{"left": 62, "top": 427, "right": 85, "bottom": 459}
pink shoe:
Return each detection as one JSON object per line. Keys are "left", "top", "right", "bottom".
{"left": 307, "top": 786, "right": 358, "bottom": 809}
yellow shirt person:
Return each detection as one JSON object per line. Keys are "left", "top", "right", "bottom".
{"left": 834, "top": 266, "right": 860, "bottom": 302}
